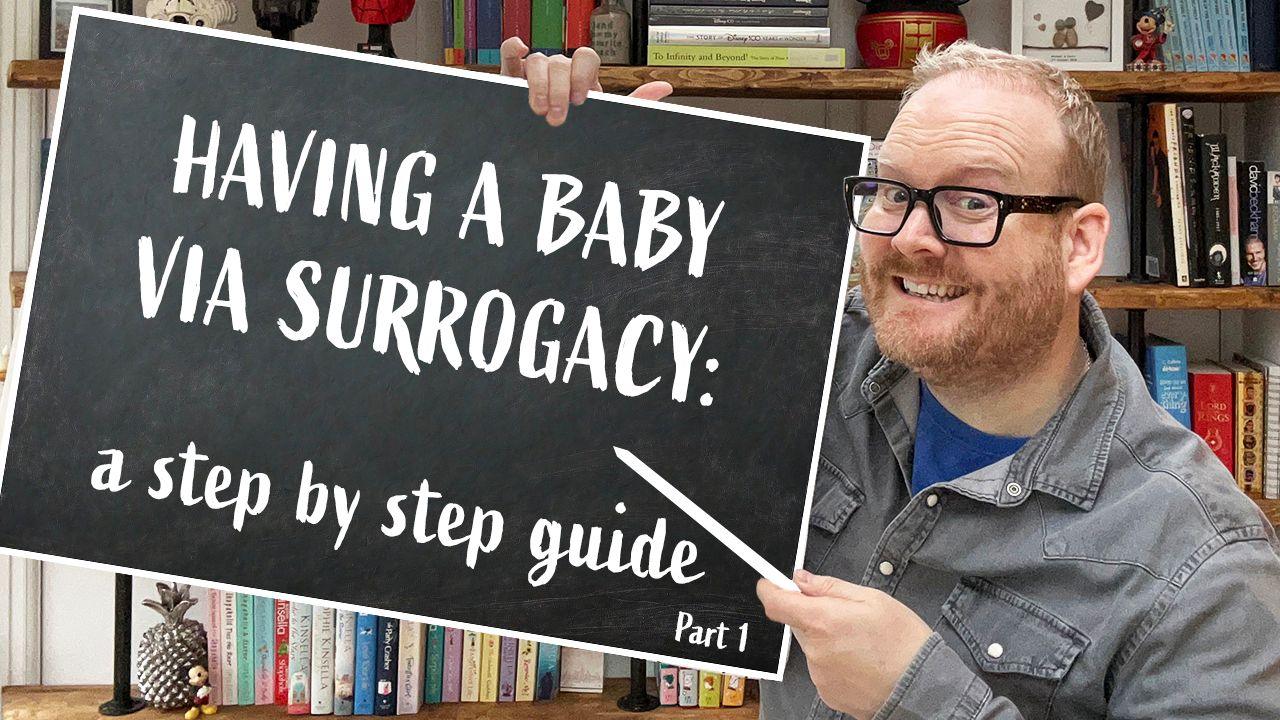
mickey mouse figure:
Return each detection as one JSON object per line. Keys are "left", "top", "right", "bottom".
{"left": 1128, "top": 5, "right": 1173, "bottom": 70}
{"left": 184, "top": 665, "right": 218, "bottom": 720}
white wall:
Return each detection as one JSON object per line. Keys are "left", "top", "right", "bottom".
{"left": 12, "top": 0, "right": 1274, "bottom": 686}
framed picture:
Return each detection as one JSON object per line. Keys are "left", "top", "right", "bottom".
{"left": 40, "top": 0, "right": 113, "bottom": 59}
{"left": 1011, "top": 0, "right": 1126, "bottom": 71}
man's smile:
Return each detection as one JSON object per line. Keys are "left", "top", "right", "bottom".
{"left": 895, "top": 275, "right": 971, "bottom": 303}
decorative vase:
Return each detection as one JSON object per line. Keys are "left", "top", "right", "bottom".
{"left": 855, "top": 0, "right": 969, "bottom": 69}
{"left": 137, "top": 583, "right": 209, "bottom": 710}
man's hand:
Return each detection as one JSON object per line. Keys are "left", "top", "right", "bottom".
{"left": 499, "top": 37, "right": 673, "bottom": 126}
{"left": 757, "top": 570, "right": 933, "bottom": 719}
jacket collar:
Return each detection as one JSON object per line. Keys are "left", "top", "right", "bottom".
{"left": 859, "top": 291, "right": 1125, "bottom": 511}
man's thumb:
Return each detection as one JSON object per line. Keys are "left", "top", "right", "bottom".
{"left": 629, "top": 81, "right": 674, "bottom": 102}
{"left": 796, "top": 570, "right": 871, "bottom": 602}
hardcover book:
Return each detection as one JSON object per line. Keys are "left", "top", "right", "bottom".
{"left": 464, "top": 0, "right": 478, "bottom": 63}
{"left": 698, "top": 670, "right": 722, "bottom": 708}
{"left": 478, "top": 633, "right": 500, "bottom": 702}
{"left": 1229, "top": 156, "right": 1241, "bottom": 284}
{"left": 208, "top": 589, "right": 223, "bottom": 705}
{"left": 1177, "top": 106, "right": 1204, "bottom": 285}
{"left": 375, "top": 617, "right": 400, "bottom": 715}
{"left": 397, "top": 621, "right": 425, "bottom": 714}
{"left": 354, "top": 614, "right": 378, "bottom": 715}
{"left": 1145, "top": 103, "right": 1190, "bottom": 286}
{"left": 1268, "top": 171, "right": 1280, "bottom": 286}
{"left": 221, "top": 591, "right": 238, "bottom": 705}
{"left": 498, "top": 635, "right": 518, "bottom": 701}
{"left": 648, "top": 14, "right": 829, "bottom": 26}
{"left": 722, "top": 674, "right": 745, "bottom": 707}
{"left": 678, "top": 667, "right": 698, "bottom": 707}
{"left": 310, "top": 606, "right": 335, "bottom": 714}
{"left": 1189, "top": 361, "right": 1235, "bottom": 475}
{"left": 531, "top": 0, "right": 565, "bottom": 54}
{"left": 476, "top": 0, "right": 502, "bottom": 64}
{"left": 514, "top": 639, "right": 538, "bottom": 701}
{"left": 1237, "top": 353, "right": 1280, "bottom": 499}
{"left": 424, "top": 625, "right": 445, "bottom": 704}
{"left": 534, "top": 642, "right": 560, "bottom": 701}
{"left": 460, "top": 630, "right": 482, "bottom": 702}
{"left": 273, "top": 600, "right": 289, "bottom": 706}
{"left": 648, "top": 25, "right": 830, "bottom": 46}
{"left": 658, "top": 664, "right": 678, "bottom": 705}
{"left": 286, "top": 603, "right": 313, "bottom": 715}
{"left": 501, "top": 0, "right": 532, "bottom": 47}
{"left": 442, "top": 628, "right": 464, "bottom": 703}
{"left": 334, "top": 610, "right": 357, "bottom": 716}
{"left": 1144, "top": 335, "right": 1191, "bottom": 429}
{"left": 657, "top": 0, "right": 830, "bottom": 6}
{"left": 565, "top": 0, "right": 592, "bottom": 50}
{"left": 647, "top": 45, "right": 845, "bottom": 67}
{"left": 1197, "top": 134, "right": 1231, "bottom": 286}
{"left": 1216, "top": 359, "right": 1264, "bottom": 493}
{"left": 253, "top": 595, "right": 274, "bottom": 704}
{"left": 558, "top": 647, "right": 604, "bottom": 692}
{"left": 1236, "top": 159, "right": 1268, "bottom": 285}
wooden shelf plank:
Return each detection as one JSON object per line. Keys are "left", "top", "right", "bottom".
{"left": 14, "top": 57, "right": 1280, "bottom": 100}
{"left": 1088, "top": 277, "right": 1280, "bottom": 310}
{"left": 1251, "top": 494, "right": 1280, "bottom": 527}
{"left": 0, "top": 681, "right": 756, "bottom": 719}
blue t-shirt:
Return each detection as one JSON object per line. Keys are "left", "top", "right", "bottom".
{"left": 911, "top": 381, "right": 1030, "bottom": 495}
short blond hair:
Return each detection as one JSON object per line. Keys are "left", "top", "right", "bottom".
{"left": 900, "top": 41, "right": 1109, "bottom": 203}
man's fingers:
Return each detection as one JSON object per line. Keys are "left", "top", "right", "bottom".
{"left": 524, "top": 52, "right": 550, "bottom": 116}
{"left": 796, "top": 571, "right": 874, "bottom": 602}
{"left": 499, "top": 37, "right": 529, "bottom": 78}
{"left": 545, "top": 56, "right": 573, "bottom": 126}
{"left": 756, "top": 578, "right": 812, "bottom": 629}
{"left": 569, "top": 47, "right": 601, "bottom": 105}
{"left": 629, "top": 81, "right": 674, "bottom": 102}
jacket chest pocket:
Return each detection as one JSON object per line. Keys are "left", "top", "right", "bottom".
{"left": 804, "top": 456, "right": 863, "bottom": 574}
{"left": 939, "top": 577, "right": 1090, "bottom": 720}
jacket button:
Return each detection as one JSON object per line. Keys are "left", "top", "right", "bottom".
{"left": 925, "top": 493, "right": 939, "bottom": 508}
{"left": 1005, "top": 482, "right": 1023, "bottom": 497}
{"left": 867, "top": 381, "right": 881, "bottom": 395}
{"left": 878, "top": 561, "right": 895, "bottom": 576}
{"left": 987, "top": 642, "right": 1004, "bottom": 659}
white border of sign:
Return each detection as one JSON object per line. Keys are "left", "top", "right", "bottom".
{"left": 0, "top": 7, "right": 866, "bottom": 681}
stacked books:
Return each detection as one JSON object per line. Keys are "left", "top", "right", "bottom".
{"left": 1161, "top": 0, "right": 1276, "bottom": 71}
{"left": 655, "top": 663, "right": 748, "bottom": 708}
{"left": 646, "top": 0, "right": 843, "bottom": 68}
{"left": 1144, "top": 102, "right": 1278, "bottom": 288}
{"left": 442, "top": 0, "right": 587, "bottom": 64}
{"left": 204, "top": 595, "right": 602, "bottom": 714}
{"left": 1140, "top": 337, "right": 1279, "bottom": 499}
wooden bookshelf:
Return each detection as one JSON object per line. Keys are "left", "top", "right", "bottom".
{"left": 13, "top": 58, "right": 1280, "bottom": 100}
{"left": 1252, "top": 494, "right": 1280, "bottom": 527}
{"left": 0, "top": 682, "right": 756, "bottom": 719}
{"left": 1087, "top": 277, "right": 1280, "bottom": 310}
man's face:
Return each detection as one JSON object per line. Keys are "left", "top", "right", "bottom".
{"left": 1246, "top": 238, "right": 1266, "bottom": 272}
{"left": 859, "top": 76, "right": 1071, "bottom": 384}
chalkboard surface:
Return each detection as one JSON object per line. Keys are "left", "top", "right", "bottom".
{"left": 0, "top": 11, "right": 865, "bottom": 677}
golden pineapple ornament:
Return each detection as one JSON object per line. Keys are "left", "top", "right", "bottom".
{"left": 138, "top": 583, "right": 208, "bottom": 709}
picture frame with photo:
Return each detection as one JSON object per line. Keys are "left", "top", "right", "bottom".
{"left": 1011, "top": 0, "right": 1125, "bottom": 71}
{"left": 40, "top": 0, "right": 114, "bottom": 59}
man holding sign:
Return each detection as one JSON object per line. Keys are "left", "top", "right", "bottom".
{"left": 502, "top": 38, "right": 1280, "bottom": 720}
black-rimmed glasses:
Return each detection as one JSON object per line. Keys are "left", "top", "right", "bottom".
{"left": 843, "top": 176, "right": 1085, "bottom": 248}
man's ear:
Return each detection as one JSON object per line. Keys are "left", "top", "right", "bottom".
{"left": 1062, "top": 202, "right": 1110, "bottom": 295}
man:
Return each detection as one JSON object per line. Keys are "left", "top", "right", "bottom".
{"left": 500, "top": 38, "right": 1280, "bottom": 718}
{"left": 1245, "top": 233, "right": 1267, "bottom": 284}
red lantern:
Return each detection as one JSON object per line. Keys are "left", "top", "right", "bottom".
{"left": 856, "top": 0, "right": 969, "bottom": 69}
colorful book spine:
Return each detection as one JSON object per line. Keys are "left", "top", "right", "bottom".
{"left": 649, "top": 13, "right": 828, "bottom": 26}
{"left": 442, "top": 628, "right": 464, "bottom": 702}
{"left": 453, "top": 0, "right": 465, "bottom": 64}
{"left": 1219, "top": 359, "right": 1264, "bottom": 493}
{"left": 1229, "top": 156, "right": 1241, "bottom": 284}
{"left": 1234, "top": 0, "right": 1250, "bottom": 69}
{"left": 442, "top": 0, "right": 456, "bottom": 64}
{"left": 286, "top": 603, "right": 313, "bottom": 714}
{"left": 677, "top": 667, "right": 698, "bottom": 707}
{"left": 1198, "top": 0, "right": 1225, "bottom": 68}
{"left": 311, "top": 607, "right": 335, "bottom": 714}
{"left": 235, "top": 594, "right": 254, "bottom": 705}
{"left": 397, "top": 621, "right": 425, "bottom": 714}
{"left": 1198, "top": 134, "right": 1230, "bottom": 287}
{"left": 1237, "top": 159, "right": 1268, "bottom": 286}
{"left": 698, "top": 670, "right": 722, "bottom": 708}
{"left": 502, "top": 0, "right": 532, "bottom": 48}
{"left": 460, "top": 630, "right": 482, "bottom": 702}
{"left": 558, "top": 648, "right": 604, "bottom": 692}
{"left": 1164, "top": 0, "right": 1186, "bottom": 70}
{"left": 273, "top": 600, "right": 289, "bottom": 706}
{"left": 221, "top": 591, "right": 238, "bottom": 705}
{"left": 647, "top": 45, "right": 845, "bottom": 67}
{"left": 334, "top": 610, "right": 357, "bottom": 716}
{"left": 375, "top": 617, "right": 400, "bottom": 715}
{"left": 1182, "top": 0, "right": 1208, "bottom": 69}
{"left": 354, "top": 614, "right": 379, "bottom": 715}
{"left": 531, "top": 0, "right": 565, "bottom": 54}
{"left": 424, "top": 625, "right": 445, "bottom": 704}
{"left": 1189, "top": 362, "right": 1235, "bottom": 475}
{"left": 1269, "top": 171, "right": 1280, "bottom": 286}
{"left": 658, "top": 664, "right": 678, "bottom": 705}
{"left": 498, "top": 636, "right": 517, "bottom": 701}
{"left": 649, "top": 3, "right": 829, "bottom": 15}
{"left": 465, "top": 0, "right": 478, "bottom": 64}
{"left": 722, "top": 674, "right": 745, "bottom": 707}
{"left": 566, "top": 0, "right": 593, "bottom": 50}
{"left": 1217, "top": 0, "right": 1241, "bottom": 69}
{"left": 1162, "top": 103, "right": 1191, "bottom": 287}
{"left": 479, "top": 633, "right": 500, "bottom": 702}
{"left": 253, "top": 595, "right": 274, "bottom": 704}
{"left": 534, "top": 643, "right": 560, "bottom": 700}
{"left": 207, "top": 589, "right": 223, "bottom": 705}
{"left": 1238, "top": 354, "right": 1280, "bottom": 499}
{"left": 657, "top": 0, "right": 830, "bottom": 5}
{"left": 649, "top": 25, "right": 829, "bottom": 46}
{"left": 515, "top": 639, "right": 538, "bottom": 701}
{"left": 476, "top": 0, "right": 502, "bottom": 64}
{"left": 1177, "top": 106, "right": 1204, "bottom": 285}
{"left": 1144, "top": 335, "right": 1191, "bottom": 428}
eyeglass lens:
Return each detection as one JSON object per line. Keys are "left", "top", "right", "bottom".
{"left": 850, "top": 180, "right": 1000, "bottom": 245}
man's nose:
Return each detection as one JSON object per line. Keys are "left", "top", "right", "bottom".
{"left": 889, "top": 202, "right": 947, "bottom": 258}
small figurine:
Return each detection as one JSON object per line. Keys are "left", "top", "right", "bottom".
{"left": 1128, "top": 6, "right": 1173, "bottom": 71}
{"left": 184, "top": 665, "right": 217, "bottom": 720}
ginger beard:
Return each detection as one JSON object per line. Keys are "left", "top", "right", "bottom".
{"left": 858, "top": 229, "right": 1068, "bottom": 388}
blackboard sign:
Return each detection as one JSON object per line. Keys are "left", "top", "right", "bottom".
{"left": 0, "top": 10, "right": 865, "bottom": 677}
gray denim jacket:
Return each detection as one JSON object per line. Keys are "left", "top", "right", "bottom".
{"left": 760, "top": 290, "right": 1280, "bottom": 719}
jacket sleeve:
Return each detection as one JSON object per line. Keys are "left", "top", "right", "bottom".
{"left": 872, "top": 534, "right": 1280, "bottom": 720}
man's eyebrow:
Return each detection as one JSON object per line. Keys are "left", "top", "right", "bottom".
{"left": 874, "top": 161, "right": 1016, "bottom": 184}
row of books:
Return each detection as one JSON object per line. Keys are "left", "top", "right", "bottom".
{"left": 1160, "top": 0, "right": 1276, "bottom": 71}
{"left": 656, "top": 664, "right": 746, "bottom": 707}
{"left": 645, "top": 0, "right": 843, "bottom": 69}
{"left": 1142, "top": 336, "right": 1278, "bottom": 498}
{"left": 440, "top": 0, "right": 587, "bottom": 65}
{"left": 1144, "top": 102, "right": 1278, "bottom": 288}
{"left": 202, "top": 591, "right": 595, "bottom": 714}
